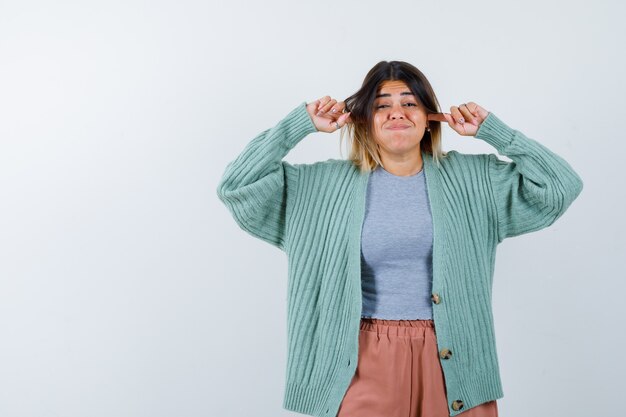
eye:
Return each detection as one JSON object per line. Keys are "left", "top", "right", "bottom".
{"left": 375, "top": 103, "right": 418, "bottom": 109}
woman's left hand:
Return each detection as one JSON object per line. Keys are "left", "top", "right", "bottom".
{"left": 441, "top": 102, "right": 490, "bottom": 137}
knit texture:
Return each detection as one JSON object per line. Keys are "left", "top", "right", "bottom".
{"left": 216, "top": 101, "right": 584, "bottom": 416}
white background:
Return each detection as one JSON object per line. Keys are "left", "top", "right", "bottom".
{"left": 1, "top": 1, "right": 623, "bottom": 416}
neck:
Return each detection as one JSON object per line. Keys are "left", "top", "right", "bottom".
{"left": 379, "top": 150, "right": 424, "bottom": 176}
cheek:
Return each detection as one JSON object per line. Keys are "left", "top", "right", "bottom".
{"left": 412, "top": 110, "right": 427, "bottom": 121}
{"left": 373, "top": 115, "right": 384, "bottom": 130}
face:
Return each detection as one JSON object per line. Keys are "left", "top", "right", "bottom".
{"left": 371, "top": 80, "right": 428, "bottom": 157}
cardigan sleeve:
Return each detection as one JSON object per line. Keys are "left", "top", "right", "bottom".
{"left": 216, "top": 101, "right": 318, "bottom": 251}
{"left": 475, "top": 112, "right": 584, "bottom": 243}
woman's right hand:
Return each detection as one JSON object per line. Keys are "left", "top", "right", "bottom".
{"left": 306, "top": 96, "right": 352, "bottom": 133}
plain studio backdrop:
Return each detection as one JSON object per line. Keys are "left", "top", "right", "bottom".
{"left": 0, "top": 1, "right": 623, "bottom": 416}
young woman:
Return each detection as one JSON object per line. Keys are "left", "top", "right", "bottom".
{"left": 217, "top": 61, "right": 583, "bottom": 417}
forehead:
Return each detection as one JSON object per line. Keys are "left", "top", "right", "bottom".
{"left": 376, "top": 80, "right": 413, "bottom": 98}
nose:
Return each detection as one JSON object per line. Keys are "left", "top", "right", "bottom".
{"left": 389, "top": 103, "right": 405, "bottom": 119}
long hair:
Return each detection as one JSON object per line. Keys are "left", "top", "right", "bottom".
{"left": 340, "top": 61, "right": 448, "bottom": 173}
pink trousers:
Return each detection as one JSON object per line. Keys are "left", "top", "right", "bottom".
{"left": 336, "top": 318, "right": 498, "bottom": 417}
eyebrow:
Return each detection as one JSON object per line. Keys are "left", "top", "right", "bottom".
{"left": 375, "top": 91, "right": 414, "bottom": 99}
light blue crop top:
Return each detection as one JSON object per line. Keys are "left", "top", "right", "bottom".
{"left": 360, "top": 165, "right": 434, "bottom": 320}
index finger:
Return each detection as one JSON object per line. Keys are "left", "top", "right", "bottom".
{"left": 427, "top": 112, "right": 448, "bottom": 122}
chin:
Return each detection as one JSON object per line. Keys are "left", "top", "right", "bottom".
{"left": 386, "top": 142, "right": 422, "bottom": 153}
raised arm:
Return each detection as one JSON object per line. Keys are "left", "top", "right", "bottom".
{"left": 475, "top": 112, "right": 584, "bottom": 243}
{"left": 216, "top": 101, "right": 317, "bottom": 251}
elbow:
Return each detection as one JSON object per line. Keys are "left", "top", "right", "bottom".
{"left": 216, "top": 170, "right": 234, "bottom": 205}
{"left": 216, "top": 160, "right": 237, "bottom": 204}
{"left": 565, "top": 169, "right": 584, "bottom": 205}
{"left": 216, "top": 180, "right": 226, "bottom": 203}
{"left": 551, "top": 171, "right": 584, "bottom": 217}
{"left": 572, "top": 173, "right": 584, "bottom": 200}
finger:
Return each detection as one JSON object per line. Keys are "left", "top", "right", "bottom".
{"left": 466, "top": 101, "right": 489, "bottom": 120}
{"left": 329, "top": 101, "right": 347, "bottom": 116}
{"left": 339, "top": 112, "right": 352, "bottom": 125}
{"left": 329, "top": 118, "right": 342, "bottom": 131}
{"left": 332, "top": 114, "right": 346, "bottom": 130}
{"left": 443, "top": 112, "right": 458, "bottom": 127}
{"left": 327, "top": 112, "right": 348, "bottom": 131}
{"left": 318, "top": 99, "right": 337, "bottom": 115}
{"left": 450, "top": 106, "right": 465, "bottom": 124}
{"left": 317, "top": 95, "right": 330, "bottom": 111}
{"left": 465, "top": 102, "right": 480, "bottom": 117}
{"left": 458, "top": 104, "right": 478, "bottom": 125}
{"left": 427, "top": 113, "right": 448, "bottom": 122}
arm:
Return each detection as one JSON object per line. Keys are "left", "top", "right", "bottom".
{"left": 475, "top": 112, "right": 584, "bottom": 243}
{"left": 216, "top": 101, "right": 318, "bottom": 250}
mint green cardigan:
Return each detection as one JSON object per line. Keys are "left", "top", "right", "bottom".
{"left": 216, "top": 101, "right": 583, "bottom": 417}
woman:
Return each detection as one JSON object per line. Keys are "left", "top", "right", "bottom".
{"left": 216, "top": 61, "right": 583, "bottom": 417}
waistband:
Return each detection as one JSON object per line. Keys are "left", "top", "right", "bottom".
{"left": 360, "top": 317, "right": 435, "bottom": 338}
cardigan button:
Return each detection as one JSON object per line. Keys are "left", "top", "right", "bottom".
{"left": 431, "top": 293, "right": 441, "bottom": 304}
{"left": 439, "top": 348, "right": 452, "bottom": 359}
{"left": 452, "top": 400, "right": 464, "bottom": 411}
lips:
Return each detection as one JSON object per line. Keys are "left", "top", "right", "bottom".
{"left": 387, "top": 124, "right": 411, "bottom": 130}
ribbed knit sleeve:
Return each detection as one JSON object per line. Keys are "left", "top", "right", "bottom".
{"left": 475, "top": 112, "right": 584, "bottom": 243}
{"left": 216, "top": 101, "right": 318, "bottom": 250}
